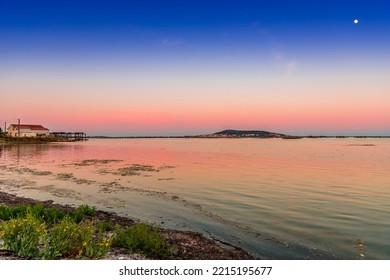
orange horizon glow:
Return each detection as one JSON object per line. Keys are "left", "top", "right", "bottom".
{"left": 1, "top": 61, "right": 389, "bottom": 136}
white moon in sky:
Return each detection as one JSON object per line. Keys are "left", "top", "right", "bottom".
{"left": 354, "top": 19, "right": 359, "bottom": 24}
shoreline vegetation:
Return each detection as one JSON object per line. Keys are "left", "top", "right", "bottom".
{"left": 0, "top": 191, "right": 253, "bottom": 260}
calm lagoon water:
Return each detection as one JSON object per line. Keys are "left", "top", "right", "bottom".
{"left": 1, "top": 138, "right": 389, "bottom": 259}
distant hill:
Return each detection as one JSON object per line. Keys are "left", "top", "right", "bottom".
{"left": 203, "top": 129, "right": 286, "bottom": 138}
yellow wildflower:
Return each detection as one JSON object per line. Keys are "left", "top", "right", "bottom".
{"left": 83, "top": 241, "right": 87, "bottom": 247}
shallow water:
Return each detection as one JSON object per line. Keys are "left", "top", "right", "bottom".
{"left": 1, "top": 138, "right": 389, "bottom": 259}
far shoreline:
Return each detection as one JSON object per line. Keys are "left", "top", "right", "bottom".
{"left": 87, "top": 135, "right": 390, "bottom": 139}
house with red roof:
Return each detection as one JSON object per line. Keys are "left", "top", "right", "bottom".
{"left": 7, "top": 124, "right": 50, "bottom": 137}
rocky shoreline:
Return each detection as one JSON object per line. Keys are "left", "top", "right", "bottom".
{"left": 0, "top": 191, "right": 254, "bottom": 260}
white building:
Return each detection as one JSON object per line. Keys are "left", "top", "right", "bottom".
{"left": 7, "top": 124, "right": 50, "bottom": 137}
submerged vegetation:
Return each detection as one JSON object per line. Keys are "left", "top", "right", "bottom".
{"left": 0, "top": 203, "right": 171, "bottom": 259}
{"left": 74, "top": 159, "right": 123, "bottom": 166}
{"left": 114, "top": 164, "right": 159, "bottom": 176}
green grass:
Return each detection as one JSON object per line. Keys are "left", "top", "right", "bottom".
{"left": 0, "top": 213, "right": 45, "bottom": 258}
{"left": 72, "top": 205, "right": 96, "bottom": 223}
{"left": 112, "top": 222, "right": 172, "bottom": 259}
{"left": 0, "top": 204, "right": 66, "bottom": 224}
{"left": 0, "top": 204, "right": 97, "bottom": 224}
{"left": 40, "top": 218, "right": 110, "bottom": 259}
{"left": 0, "top": 204, "right": 28, "bottom": 220}
{"left": 0, "top": 203, "right": 171, "bottom": 259}
{"left": 96, "top": 220, "right": 115, "bottom": 232}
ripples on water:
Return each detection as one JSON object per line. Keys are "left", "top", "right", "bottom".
{"left": 1, "top": 138, "right": 389, "bottom": 259}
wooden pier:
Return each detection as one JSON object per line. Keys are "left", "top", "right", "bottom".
{"left": 50, "top": 132, "right": 87, "bottom": 141}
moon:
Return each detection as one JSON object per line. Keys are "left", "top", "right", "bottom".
{"left": 354, "top": 19, "right": 359, "bottom": 24}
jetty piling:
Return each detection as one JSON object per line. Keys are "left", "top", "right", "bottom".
{"left": 50, "top": 132, "right": 87, "bottom": 141}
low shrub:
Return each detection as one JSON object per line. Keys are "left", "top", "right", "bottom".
{"left": 72, "top": 205, "right": 96, "bottom": 223}
{"left": 0, "top": 204, "right": 66, "bottom": 224}
{"left": 41, "top": 207, "right": 67, "bottom": 224}
{"left": 112, "top": 222, "right": 171, "bottom": 259}
{"left": 40, "top": 218, "right": 111, "bottom": 259}
{"left": 0, "top": 205, "right": 14, "bottom": 220}
{"left": 0, "top": 213, "right": 46, "bottom": 258}
{"left": 0, "top": 204, "right": 29, "bottom": 220}
{"left": 40, "top": 217, "right": 81, "bottom": 259}
{"left": 0, "top": 203, "right": 173, "bottom": 260}
{"left": 96, "top": 220, "right": 115, "bottom": 232}
{"left": 78, "top": 226, "right": 111, "bottom": 259}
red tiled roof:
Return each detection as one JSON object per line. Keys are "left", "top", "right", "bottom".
{"left": 10, "top": 124, "right": 49, "bottom": 131}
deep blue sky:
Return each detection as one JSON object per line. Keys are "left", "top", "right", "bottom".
{"left": 1, "top": 0, "right": 389, "bottom": 135}
{"left": 1, "top": 0, "right": 389, "bottom": 59}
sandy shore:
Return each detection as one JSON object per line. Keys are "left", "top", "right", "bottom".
{"left": 0, "top": 190, "right": 254, "bottom": 260}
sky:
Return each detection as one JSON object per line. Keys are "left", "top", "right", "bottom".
{"left": 1, "top": 0, "right": 389, "bottom": 136}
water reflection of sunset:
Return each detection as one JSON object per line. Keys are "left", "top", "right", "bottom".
{"left": 1, "top": 138, "right": 389, "bottom": 259}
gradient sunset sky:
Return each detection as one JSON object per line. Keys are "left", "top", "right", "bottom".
{"left": 1, "top": 0, "right": 389, "bottom": 136}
